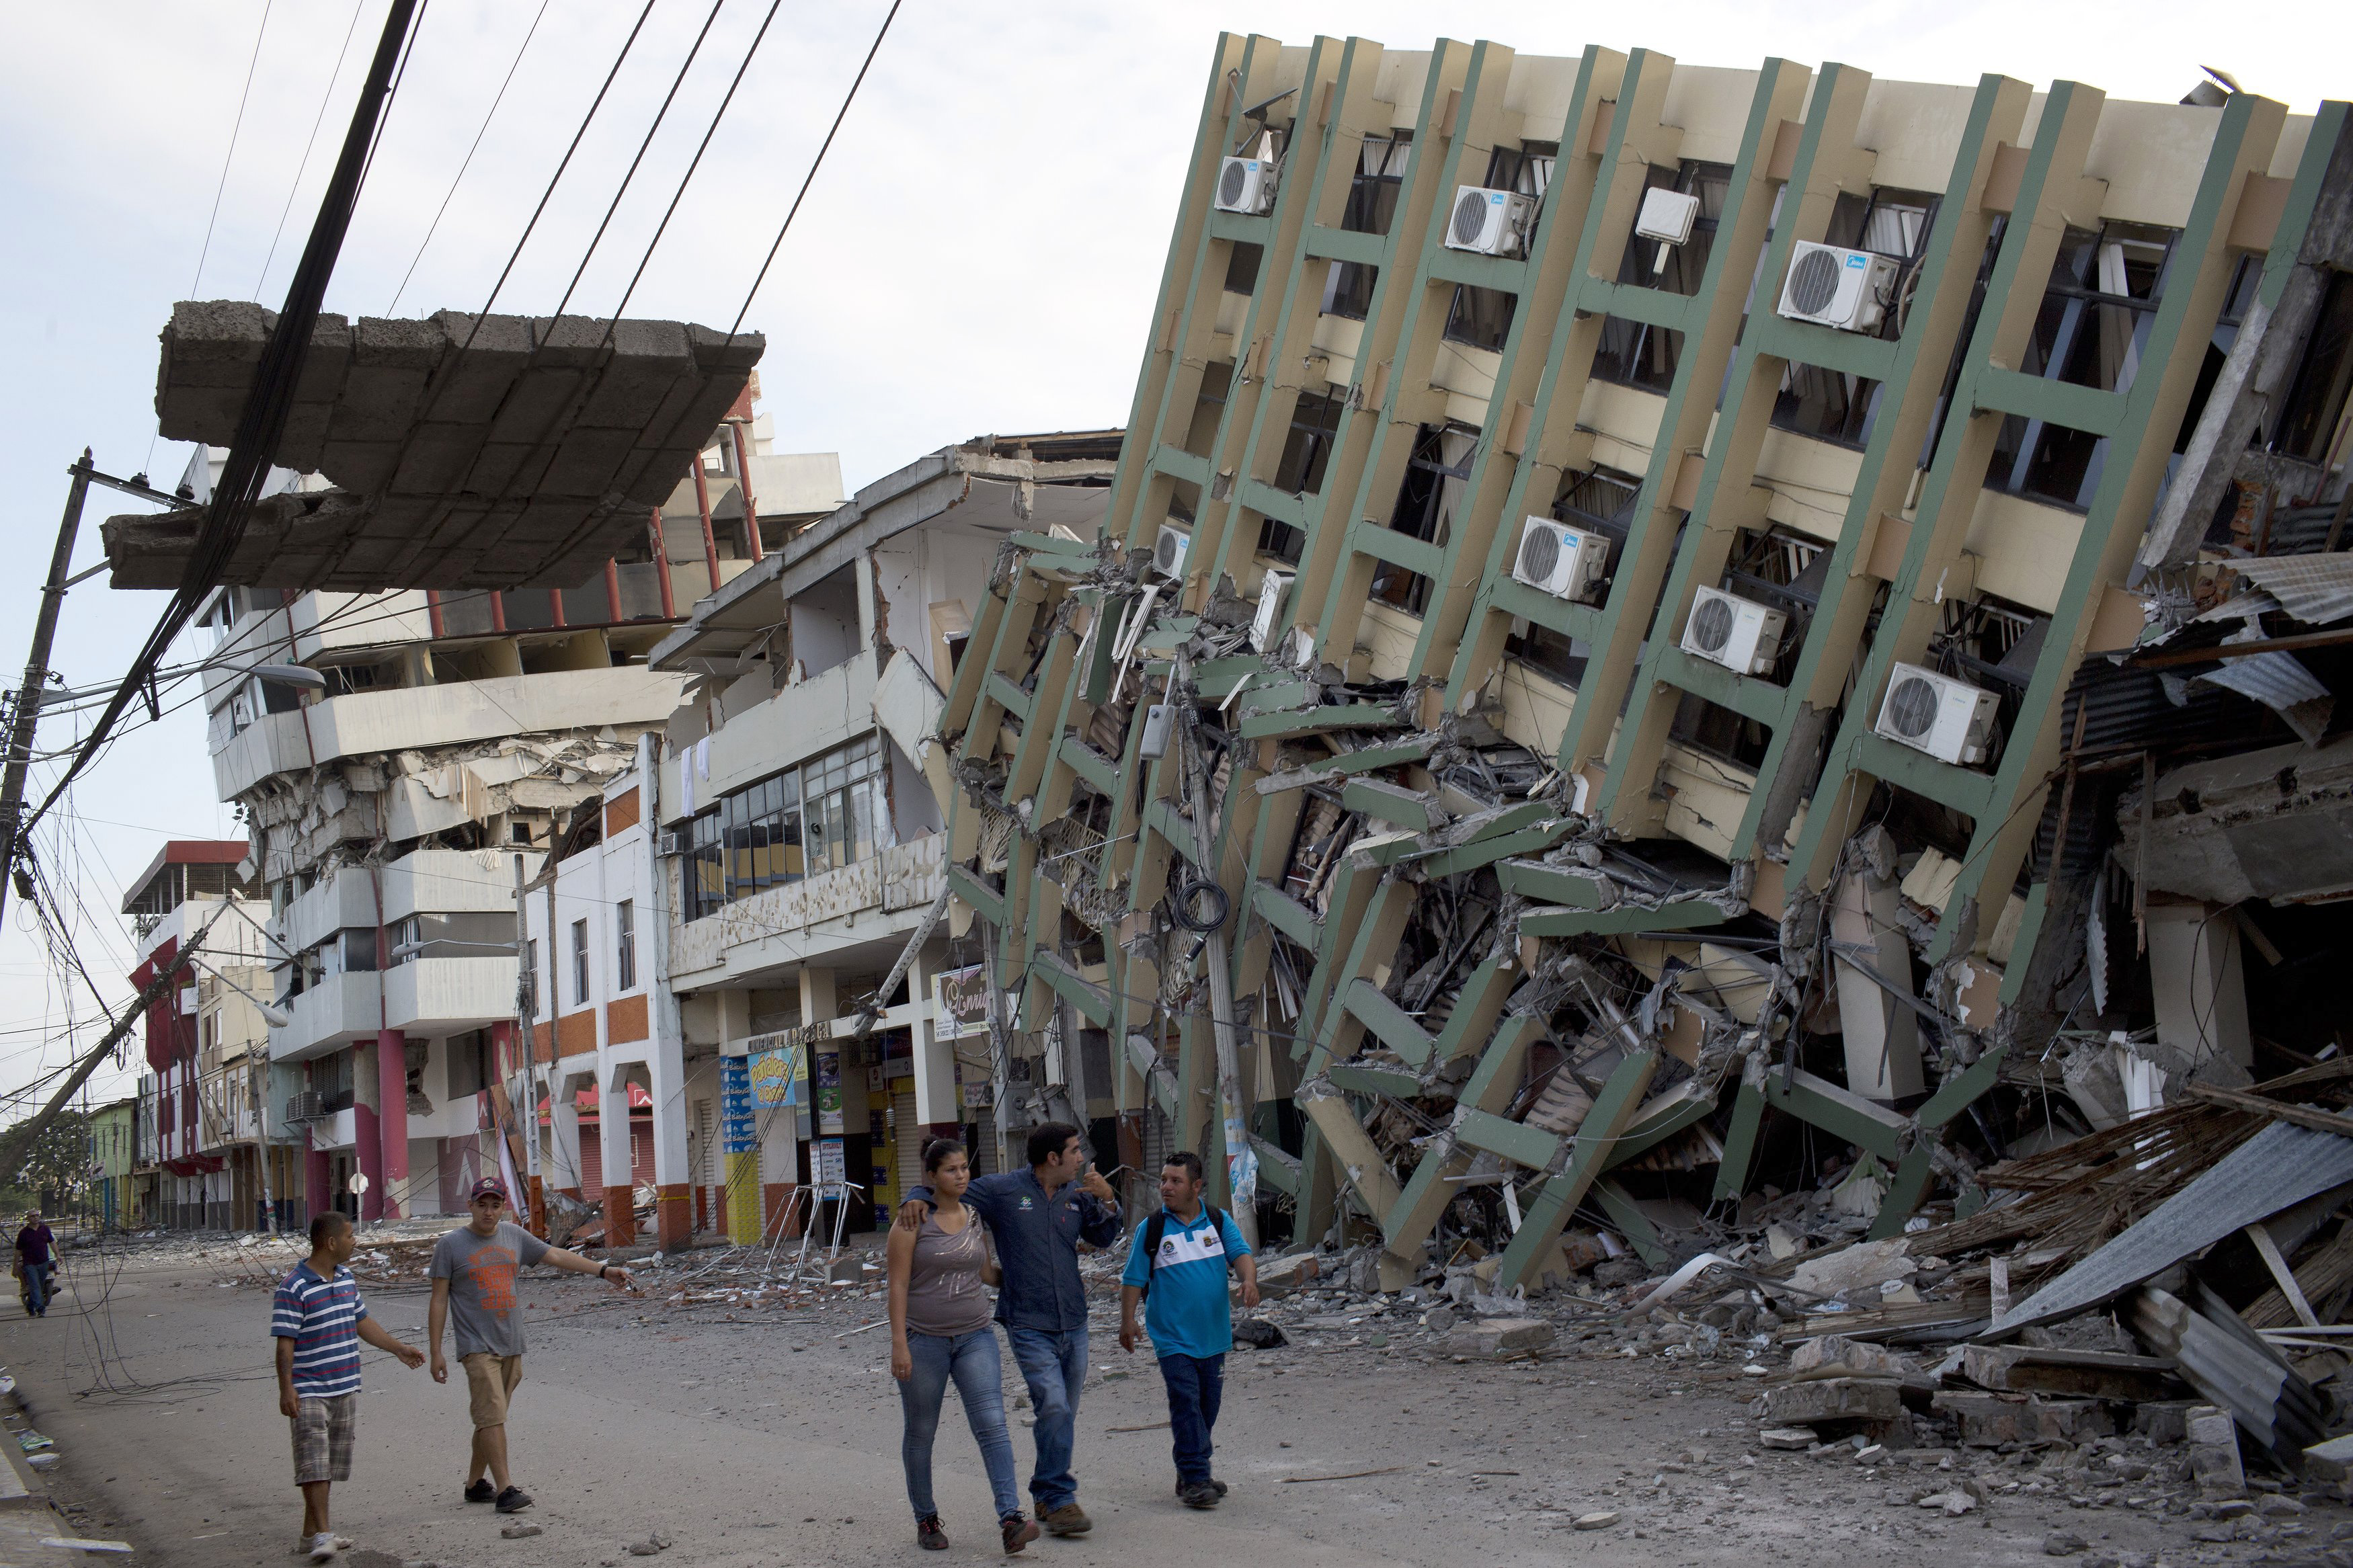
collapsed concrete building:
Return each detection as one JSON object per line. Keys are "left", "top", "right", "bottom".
{"left": 930, "top": 34, "right": 2353, "bottom": 1296}
{"left": 107, "top": 304, "right": 846, "bottom": 1223}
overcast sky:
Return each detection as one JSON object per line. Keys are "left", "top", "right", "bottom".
{"left": 0, "top": 0, "right": 2341, "bottom": 1122}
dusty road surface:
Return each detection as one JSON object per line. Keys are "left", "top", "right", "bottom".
{"left": 0, "top": 1232, "right": 2315, "bottom": 1568}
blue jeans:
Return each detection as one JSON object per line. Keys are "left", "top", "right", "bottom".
{"left": 19, "top": 1262, "right": 50, "bottom": 1316}
{"left": 1004, "top": 1325, "right": 1088, "bottom": 1510}
{"left": 1158, "top": 1352, "right": 1224, "bottom": 1485}
{"left": 899, "top": 1328, "right": 1022, "bottom": 1522}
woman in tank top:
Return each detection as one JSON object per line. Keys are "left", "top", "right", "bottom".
{"left": 887, "top": 1138, "right": 1037, "bottom": 1554}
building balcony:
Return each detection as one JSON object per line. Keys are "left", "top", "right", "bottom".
{"left": 671, "top": 831, "right": 944, "bottom": 980}
{"left": 384, "top": 955, "right": 518, "bottom": 1035}
{"left": 272, "top": 971, "right": 382, "bottom": 1063}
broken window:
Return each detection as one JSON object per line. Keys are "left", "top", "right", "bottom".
{"left": 1373, "top": 425, "right": 1474, "bottom": 616}
{"left": 1272, "top": 391, "right": 1343, "bottom": 495}
{"left": 802, "top": 734, "right": 888, "bottom": 875}
{"left": 1615, "top": 160, "right": 1733, "bottom": 296}
{"left": 571, "top": 918, "right": 590, "bottom": 1005}
{"left": 1223, "top": 241, "right": 1263, "bottom": 296}
{"left": 790, "top": 564, "right": 861, "bottom": 677}
{"left": 1818, "top": 186, "right": 1940, "bottom": 341}
{"left": 1181, "top": 362, "right": 1230, "bottom": 459}
{"left": 1669, "top": 691, "right": 1771, "bottom": 770}
{"left": 1323, "top": 132, "right": 1412, "bottom": 320}
{"left": 1771, "top": 362, "right": 1883, "bottom": 447}
{"left": 1486, "top": 140, "right": 1556, "bottom": 200}
{"left": 615, "top": 899, "right": 636, "bottom": 991}
{"left": 1986, "top": 223, "right": 2179, "bottom": 509}
{"left": 1443, "top": 285, "right": 1517, "bottom": 352}
{"left": 1591, "top": 316, "right": 1682, "bottom": 393}
{"left": 1929, "top": 592, "right": 2048, "bottom": 747}
{"left": 2274, "top": 267, "right": 2353, "bottom": 464}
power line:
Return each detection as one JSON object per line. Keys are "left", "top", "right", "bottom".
{"left": 606, "top": 0, "right": 787, "bottom": 325}
{"left": 547, "top": 0, "right": 730, "bottom": 328}
{"left": 19, "top": 0, "right": 421, "bottom": 855}
{"left": 728, "top": 0, "right": 903, "bottom": 338}
{"left": 255, "top": 0, "right": 367, "bottom": 298}
{"left": 385, "top": 0, "right": 552, "bottom": 315}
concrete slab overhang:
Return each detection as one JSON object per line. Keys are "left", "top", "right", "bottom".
{"left": 649, "top": 434, "right": 1119, "bottom": 671}
{"left": 103, "top": 302, "right": 763, "bottom": 593}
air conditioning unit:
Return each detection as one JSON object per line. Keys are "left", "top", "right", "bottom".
{"left": 1249, "top": 571, "right": 1292, "bottom": 653}
{"left": 1444, "top": 185, "right": 1535, "bottom": 257}
{"left": 1511, "top": 517, "right": 1611, "bottom": 604}
{"left": 1777, "top": 241, "right": 1901, "bottom": 333}
{"left": 1154, "top": 524, "right": 1191, "bottom": 579}
{"left": 1681, "top": 587, "right": 1788, "bottom": 675}
{"left": 231, "top": 694, "right": 254, "bottom": 728}
{"left": 1875, "top": 663, "right": 2001, "bottom": 766}
{"left": 285, "top": 1091, "right": 325, "bottom": 1122}
{"left": 1215, "top": 156, "right": 1279, "bottom": 215}
{"left": 656, "top": 829, "right": 686, "bottom": 858}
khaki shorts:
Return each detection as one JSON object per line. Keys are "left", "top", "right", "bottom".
{"left": 462, "top": 1352, "right": 524, "bottom": 1429}
{"left": 290, "top": 1394, "right": 356, "bottom": 1485}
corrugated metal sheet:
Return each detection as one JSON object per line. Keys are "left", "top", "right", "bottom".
{"left": 2232, "top": 552, "right": 2353, "bottom": 626}
{"left": 1997, "top": 1123, "right": 2353, "bottom": 1333}
{"left": 2197, "top": 650, "right": 2331, "bottom": 710}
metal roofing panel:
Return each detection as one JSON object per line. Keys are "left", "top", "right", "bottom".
{"left": 2233, "top": 552, "right": 2353, "bottom": 626}
{"left": 1995, "top": 1122, "right": 2353, "bottom": 1334}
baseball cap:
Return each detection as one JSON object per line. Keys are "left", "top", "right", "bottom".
{"left": 469, "top": 1177, "right": 510, "bottom": 1203}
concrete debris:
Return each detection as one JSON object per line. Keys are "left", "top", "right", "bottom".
{"left": 1570, "top": 1511, "right": 1620, "bottom": 1530}
{"left": 109, "top": 302, "right": 762, "bottom": 591}
{"left": 1439, "top": 1317, "right": 1556, "bottom": 1358}
{"left": 501, "top": 1521, "right": 544, "bottom": 1538}
{"left": 2186, "top": 1405, "right": 2248, "bottom": 1500}
{"left": 1759, "top": 1428, "right": 1818, "bottom": 1451}
{"left": 1761, "top": 1376, "right": 1903, "bottom": 1428}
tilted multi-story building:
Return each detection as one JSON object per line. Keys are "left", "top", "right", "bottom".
{"left": 934, "top": 35, "right": 2353, "bottom": 1289}
{"left": 524, "top": 430, "right": 1119, "bottom": 1251}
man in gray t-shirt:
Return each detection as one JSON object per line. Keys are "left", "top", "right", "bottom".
{"left": 427, "top": 1178, "right": 633, "bottom": 1514}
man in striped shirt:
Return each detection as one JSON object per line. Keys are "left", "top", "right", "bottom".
{"left": 273, "top": 1210, "right": 424, "bottom": 1563}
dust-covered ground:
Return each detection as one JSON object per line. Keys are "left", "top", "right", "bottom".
{"left": 0, "top": 1228, "right": 2325, "bottom": 1568}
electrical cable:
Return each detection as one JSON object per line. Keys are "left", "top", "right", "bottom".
{"left": 604, "top": 0, "right": 787, "bottom": 327}
{"left": 143, "top": 0, "right": 276, "bottom": 481}
{"left": 546, "top": 0, "right": 730, "bottom": 330}
{"left": 254, "top": 0, "right": 367, "bottom": 298}
{"left": 385, "top": 0, "right": 551, "bottom": 315}
{"left": 16, "top": 0, "right": 423, "bottom": 856}
{"left": 726, "top": 0, "right": 904, "bottom": 338}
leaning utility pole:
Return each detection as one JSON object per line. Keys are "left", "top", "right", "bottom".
{"left": 0, "top": 904, "right": 230, "bottom": 1173}
{"left": 0, "top": 456, "right": 93, "bottom": 932}
{"left": 1171, "top": 652, "right": 1258, "bottom": 1249}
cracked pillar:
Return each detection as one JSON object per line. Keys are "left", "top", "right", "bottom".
{"left": 648, "top": 1046, "right": 693, "bottom": 1252}
{"left": 798, "top": 968, "right": 839, "bottom": 1237}
{"left": 600, "top": 1061, "right": 637, "bottom": 1246}
{"left": 376, "top": 1030, "right": 409, "bottom": 1221}
{"left": 352, "top": 1041, "right": 385, "bottom": 1223}
{"left": 1829, "top": 828, "right": 1924, "bottom": 1100}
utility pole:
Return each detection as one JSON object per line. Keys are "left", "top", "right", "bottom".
{"left": 250, "top": 1053, "right": 277, "bottom": 1235}
{"left": 0, "top": 456, "right": 93, "bottom": 931}
{"left": 513, "top": 853, "right": 545, "bottom": 1237}
{"left": 1172, "top": 651, "right": 1258, "bottom": 1248}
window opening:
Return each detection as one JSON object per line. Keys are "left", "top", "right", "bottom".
{"left": 1324, "top": 131, "right": 1412, "bottom": 321}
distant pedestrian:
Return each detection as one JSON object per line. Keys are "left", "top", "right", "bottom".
{"left": 13, "top": 1211, "right": 56, "bottom": 1317}
{"left": 426, "top": 1177, "right": 634, "bottom": 1515}
{"left": 887, "top": 1138, "right": 1037, "bottom": 1555}
{"left": 272, "top": 1210, "right": 426, "bottom": 1563}
{"left": 1117, "top": 1151, "right": 1257, "bottom": 1508}
{"left": 900, "top": 1123, "right": 1122, "bottom": 1538}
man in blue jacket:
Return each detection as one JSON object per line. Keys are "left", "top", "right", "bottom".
{"left": 900, "top": 1122, "right": 1121, "bottom": 1538}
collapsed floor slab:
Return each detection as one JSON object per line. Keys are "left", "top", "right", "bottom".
{"left": 103, "top": 302, "right": 762, "bottom": 591}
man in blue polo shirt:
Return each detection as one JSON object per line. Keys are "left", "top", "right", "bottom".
{"left": 1118, "top": 1150, "right": 1257, "bottom": 1509}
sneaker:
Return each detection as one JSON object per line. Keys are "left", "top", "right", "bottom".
{"left": 1173, "top": 1477, "right": 1232, "bottom": 1499}
{"left": 916, "top": 1514, "right": 949, "bottom": 1551}
{"left": 1179, "top": 1480, "right": 1220, "bottom": 1509}
{"left": 463, "top": 1479, "right": 496, "bottom": 1504}
{"left": 1040, "top": 1502, "right": 1092, "bottom": 1536}
{"left": 493, "top": 1485, "right": 534, "bottom": 1514}
{"left": 307, "top": 1532, "right": 337, "bottom": 1563}
{"left": 1000, "top": 1514, "right": 1040, "bottom": 1555}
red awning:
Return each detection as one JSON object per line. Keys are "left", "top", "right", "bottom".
{"left": 537, "top": 1081, "right": 653, "bottom": 1124}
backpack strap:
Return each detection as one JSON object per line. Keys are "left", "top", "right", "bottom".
{"left": 1138, "top": 1210, "right": 1168, "bottom": 1302}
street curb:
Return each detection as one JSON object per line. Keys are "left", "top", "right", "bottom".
{"left": 0, "top": 1365, "right": 56, "bottom": 1509}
